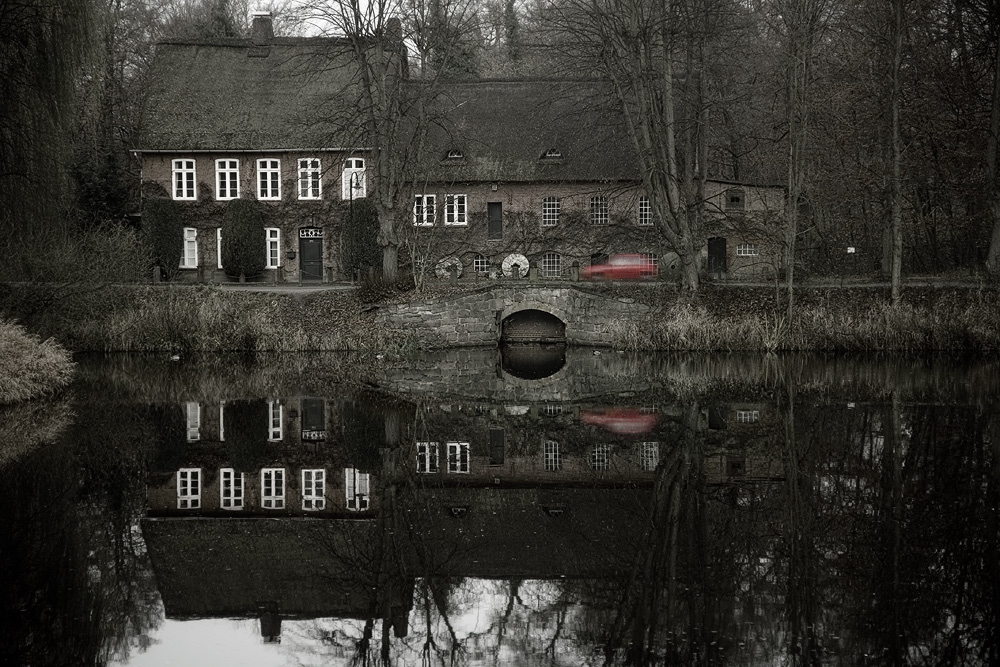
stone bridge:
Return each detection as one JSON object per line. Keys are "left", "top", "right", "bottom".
{"left": 376, "top": 286, "right": 653, "bottom": 348}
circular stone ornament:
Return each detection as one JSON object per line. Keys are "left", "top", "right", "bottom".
{"left": 501, "top": 253, "right": 529, "bottom": 278}
{"left": 434, "top": 256, "right": 463, "bottom": 279}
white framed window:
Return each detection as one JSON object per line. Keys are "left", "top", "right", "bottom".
{"left": 345, "top": 467, "right": 370, "bottom": 511}
{"left": 590, "top": 195, "right": 608, "bottom": 225}
{"left": 265, "top": 228, "right": 281, "bottom": 269}
{"left": 220, "top": 468, "right": 244, "bottom": 510}
{"left": 216, "top": 228, "right": 223, "bottom": 270}
{"left": 298, "top": 158, "right": 322, "bottom": 199}
{"left": 447, "top": 441, "right": 470, "bottom": 473}
{"left": 341, "top": 157, "right": 366, "bottom": 199}
{"left": 737, "top": 410, "right": 760, "bottom": 423}
{"left": 261, "top": 468, "right": 285, "bottom": 509}
{"left": 590, "top": 444, "right": 611, "bottom": 471}
{"left": 542, "top": 197, "right": 560, "bottom": 226}
{"left": 639, "top": 442, "right": 659, "bottom": 471}
{"left": 413, "top": 194, "right": 436, "bottom": 226}
{"left": 267, "top": 400, "right": 283, "bottom": 441}
{"left": 172, "top": 159, "right": 196, "bottom": 200}
{"left": 541, "top": 252, "right": 561, "bottom": 278}
{"left": 642, "top": 253, "right": 658, "bottom": 269}
{"left": 177, "top": 468, "right": 201, "bottom": 509}
{"left": 542, "top": 404, "right": 563, "bottom": 416}
{"left": 736, "top": 243, "right": 758, "bottom": 256}
{"left": 219, "top": 401, "right": 225, "bottom": 441}
{"left": 215, "top": 159, "right": 239, "bottom": 200}
{"left": 185, "top": 402, "right": 200, "bottom": 441}
{"left": 445, "top": 194, "right": 467, "bottom": 225}
{"left": 302, "top": 469, "right": 326, "bottom": 510}
{"left": 180, "top": 227, "right": 198, "bottom": 269}
{"left": 473, "top": 253, "right": 489, "bottom": 274}
{"left": 416, "top": 441, "right": 439, "bottom": 473}
{"left": 638, "top": 196, "right": 653, "bottom": 226}
{"left": 543, "top": 440, "right": 561, "bottom": 471}
{"left": 257, "top": 159, "right": 281, "bottom": 200}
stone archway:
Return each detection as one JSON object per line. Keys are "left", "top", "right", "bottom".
{"left": 500, "top": 308, "right": 566, "bottom": 343}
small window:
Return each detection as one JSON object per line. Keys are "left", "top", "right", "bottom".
{"left": 342, "top": 157, "right": 366, "bottom": 199}
{"left": 737, "top": 410, "right": 760, "bottom": 423}
{"left": 639, "top": 442, "right": 659, "bottom": 471}
{"left": 185, "top": 401, "right": 200, "bottom": 441}
{"left": 543, "top": 440, "right": 561, "bottom": 472}
{"left": 414, "top": 194, "right": 436, "bottom": 226}
{"left": 642, "top": 253, "right": 658, "bottom": 269}
{"left": 172, "top": 159, "right": 196, "bottom": 200}
{"left": 542, "top": 197, "right": 560, "bottom": 226}
{"left": 177, "top": 468, "right": 201, "bottom": 509}
{"left": 265, "top": 228, "right": 281, "bottom": 269}
{"left": 726, "top": 188, "right": 746, "bottom": 210}
{"left": 257, "top": 159, "right": 281, "bottom": 200}
{"left": 447, "top": 441, "right": 470, "bottom": 474}
{"left": 638, "top": 196, "right": 653, "bottom": 226}
{"left": 542, "top": 148, "right": 562, "bottom": 159}
{"left": 417, "top": 441, "right": 439, "bottom": 473}
{"left": 302, "top": 469, "right": 326, "bottom": 510}
{"left": 446, "top": 149, "right": 464, "bottom": 159}
{"left": 216, "top": 228, "right": 223, "bottom": 270}
{"left": 445, "top": 194, "right": 467, "bottom": 225}
{"left": 262, "top": 468, "right": 285, "bottom": 509}
{"left": 736, "top": 243, "right": 758, "bottom": 257}
{"left": 345, "top": 468, "right": 370, "bottom": 511}
{"left": 220, "top": 468, "right": 244, "bottom": 510}
{"left": 590, "top": 195, "right": 608, "bottom": 225}
{"left": 267, "top": 400, "right": 283, "bottom": 441}
{"left": 473, "top": 253, "right": 489, "bottom": 274}
{"left": 541, "top": 252, "right": 561, "bottom": 278}
{"left": 180, "top": 228, "right": 198, "bottom": 269}
{"left": 298, "top": 158, "right": 322, "bottom": 199}
{"left": 215, "top": 159, "right": 239, "bottom": 200}
{"left": 590, "top": 444, "right": 611, "bottom": 471}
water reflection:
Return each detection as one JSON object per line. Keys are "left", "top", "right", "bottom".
{"left": 0, "top": 351, "right": 997, "bottom": 665}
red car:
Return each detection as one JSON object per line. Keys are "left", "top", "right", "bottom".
{"left": 581, "top": 254, "right": 658, "bottom": 281}
{"left": 581, "top": 408, "right": 659, "bottom": 435}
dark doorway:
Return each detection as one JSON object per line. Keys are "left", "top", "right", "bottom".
{"left": 301, "top": 398, "right": 326, "bottom": 441}
{"left": 707, "top": 237, "right": 727, "bottom": 274}
{"left": 488, "top": 202, "right": 503, "bottom": 240}
{"left": 299, "top": 229, "right": 323, "bottom": 281}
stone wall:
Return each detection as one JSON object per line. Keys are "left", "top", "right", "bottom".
{"left": 376, "top": 285, "right": 653, "bottom": 347}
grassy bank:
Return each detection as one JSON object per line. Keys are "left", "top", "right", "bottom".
{"left": 0, "top": 319, "right": 75, "bottom": 403}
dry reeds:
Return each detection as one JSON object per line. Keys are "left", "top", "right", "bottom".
{"left": 0, "top": 319, "right": 75, "bottom": 404}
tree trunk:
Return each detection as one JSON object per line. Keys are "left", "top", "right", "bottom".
{"left": 888, "top": 0, "right": 904, "bottom": 304}
{"left": 985, "top": 31, "right": 1000, "bottom": 274}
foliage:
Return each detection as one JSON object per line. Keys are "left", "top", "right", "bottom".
{"left": 356, "top": 273, "right": 415, "bottom": 303}
{"left": 221, "top": 199, "right": 266, "bottom": 279}
{"left": 342, "top": 197, "right": 381, "bottom": 279}
{"left": 144, "top": 198, "right": 183, "bottom": 280}
{"left": 0, "top": 319, "right": 75, "bottom": 404}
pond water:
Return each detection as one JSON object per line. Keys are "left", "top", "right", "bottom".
{"left": 1, "top": 349, "right": 998, "bottom": 666}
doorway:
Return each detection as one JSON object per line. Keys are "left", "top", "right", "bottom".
{"left": 707, "top": 237, "right": 727, "bottom": 275}
{"left": 299, "top": 228, "right": 323, "bottom": 281}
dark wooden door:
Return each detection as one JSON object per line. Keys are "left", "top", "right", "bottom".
{"left": 488, "top": 202, "right": 503, "bottom": 240}
{"left": 707, "top": 237, "right": 727, "bottom": 273}
{"left": 299, "top": 237, "right": 323, "bottom": 281}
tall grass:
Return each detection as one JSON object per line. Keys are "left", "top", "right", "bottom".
{"left": 0, "top": 319, "right": 75, "bottom": 403}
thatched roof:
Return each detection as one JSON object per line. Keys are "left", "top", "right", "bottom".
{"left": 139, "top": 38, "right": 362, "bottom": 151}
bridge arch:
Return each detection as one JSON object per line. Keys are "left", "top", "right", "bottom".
{"left": 499, "top": 306, "right": 567, "bottom": 344}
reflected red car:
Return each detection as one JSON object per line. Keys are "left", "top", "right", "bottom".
{"left": 581, "top": 253, "right": 658, "bottom": 281}
{"left": 581, "top": 408, "right": 659, "bottom": 435}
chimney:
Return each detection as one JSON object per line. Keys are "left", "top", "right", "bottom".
{"left": 251, "top": 11, "right": 274, "bottom": 46}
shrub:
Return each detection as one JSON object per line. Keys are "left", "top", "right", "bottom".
{"left": 221, "top": 199, "right": 266, "bottom": 279}
{"left": 143, "top": 198, "right": 182, "bottom": 280}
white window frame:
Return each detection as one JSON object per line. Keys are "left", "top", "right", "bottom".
{"left": 172, "top": 159, "right": 196, "bottom": 200}
{"left": 737, "top": 410, "right": 760, "bottom": 423}
{"left": 342, "top": 157, "right": 366, "bottom": 200}
{"left": 265, "top": 228, "right": 281, "bottom": 269}
{"left": 542, "top": 197, "right": 560, "bottom": 226}
{"left": 220, "top": 468, "right": 244, "bottom": 510}
{"left": 185, "top": 402, "right": 200, "bottom": 441}
{"left": 219, "top": 401, "right": 225, "bottom": 441}
{"left": 639, "top": 442, "right": 659, "bottom": 472}
{"left": 541, "top": 252, "right": 561, "bottom": 278}
{"left": 215, "top": 159, "right": 239, "bottom": 200}
{"left": 473, "top": 253, "right": 489, "bottom": 274}
{"left": 736, "top": 243, "right": 758, "bottom": 257}
{"left": 345, "top": 467, "right": 370, "bottom": 511}
{"left": 642, "top": 253, "right": 658, "bottom": 269}
{"left": 261, "top": 468, "right": 285, "bottom": 509}
{"left": 302, "top": 469, "right": 326, "bottom": 510}
{"left": 216, "top": 228, "right": 223, "bottom": 270}
{"left": 413, "top": 194, "right": 436, "bottom": 226}
{"left": 257, "top": 158, "right": 281, "bottom": 200}
{"left": 298, "top": 158, "right": 322, "bottom": 199}
{"left": 267, "top": 400, "right": 283, "bottom": 441}
{"left": 590, "top": 444, "right": 611, "bottom": 471}
{"left": 543, "top": 440, "right": 561, "bottom": 471}
{"left": 180, "top": 228, "right": 198, "bottom": 269}
{"left": 447, "top": 441, "right": 470, "bottom": 474}
{"left": 444, "top": 194, "right": 467, "bottom": 226}
{"left": 590, "top": 195, "right": 608, "bottom": 225}
{"left": 416, "top": 441, "right": 439, "bottom": 473}
{"left": 177, "top": 468, "right": 201, "bottom": 509}
{"left": 638, "top": 196, "right": 653, "bottom": 226}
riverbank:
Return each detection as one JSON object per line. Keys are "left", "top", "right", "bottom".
{"left": 1, "top": 280, "right": 998, "bottom": 354}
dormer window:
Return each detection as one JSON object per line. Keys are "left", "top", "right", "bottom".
{"left": 541, "top": 148, "right": 562, "bottom": 160}
{"left": 726, "top": 188, "right": 746, "bottom": 211}
{"left": 445, "top": 149, "right": 464, "bottom": 160}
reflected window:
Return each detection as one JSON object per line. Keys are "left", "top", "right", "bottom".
{"left": 447, "top": 442, "right": 470, "bottom": 473}
{"left": 302, "top": 469, "right": 325, "bottom": 510}
{"left": 417, "top": 442, "right": 439, "bottom": 473}
{"left": 267, "top": 401, "right": 283, "bottom": 442}
{"left": 590, "top": 444, "right": 611, "bottom": 471}
{"left": 543, "top": 440, "right": 561, "bottom": 472}
{"left": 345, "top": 468, "right": 370, "bottom": 511}
{"left": 301, "top": 398, "right": 326, "bottom": 441}
{"left": 220, "top": 468, "right": 244, "bottom": 510}
{"left": 185, "top": 402, "right": 201, "bottom": 442}
{"left": 737, "top": 410, "right": 760, "bottom": 423}
{"left": 542, "top": 404, "right": 563, "bottom": 416}
{"left": 639, "top": 442, "right": 659, "bottom": 471}
{"left": 177, "top": 468, "right": 201, "bottom": 509}
{"left": 262, "top": 468, "right": 285, "bottom": 509}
